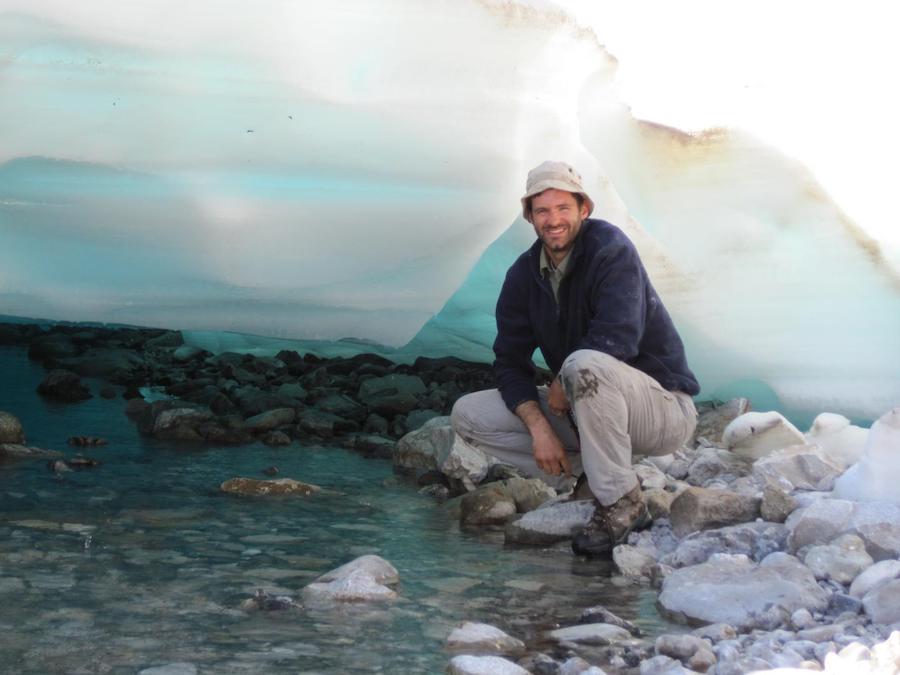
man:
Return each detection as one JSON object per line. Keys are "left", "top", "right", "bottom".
{"left": 451, "top": 160, "right": 700, "bottom": 557}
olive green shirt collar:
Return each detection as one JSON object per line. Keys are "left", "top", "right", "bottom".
{"left": 540, "top": 247, "right": 571, "bottom": 303}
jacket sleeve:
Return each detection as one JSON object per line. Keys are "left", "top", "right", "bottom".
{"left": 574, "top": 235, "right": 647, "bottom": 361}
{"left": 492, "top": 264, "right": 540, "bottom": 413}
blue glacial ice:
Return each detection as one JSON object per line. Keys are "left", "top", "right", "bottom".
{"left": 1, "top": 1, "right": 898, "bottom": 424}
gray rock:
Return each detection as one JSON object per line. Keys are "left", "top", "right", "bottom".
{"left": 445, "top": 622, "right": 525, "bottom": 655}
{"left": 862, "top": 579, "right": 900, "bottom": 624}
{"left": 660, "top": 521, "right": 789, "bottom": 568}
{"left": 635, "top": 462, "right": 668, "bottom": 490}
{"left": 686, "top": 448, "right": 750, "bottom": 486}
{"left": 172, "top": 345, "right": 203, "bottom": 362}
{"left": 580, "top": 606, "right": 642, "bottom": 636}
{"left": 669, "top": 487, "right": 761, "bottom": 537}
{"left": 504, "top": 500, "right": 595, "bottom": 546}
{"left": 639, "top": 655, "right": 699, "bottom": 674}
{"left": 144, "top": 330, "right": 184, "bottom": 349}
{"left": 406, "top": 409, "right": 441, "bottom": 431}
{"left": 803, "top": 533, "right": 873, "bottom": 583}
{"left": 549, "top": 623, "right": 631, "bottom": 645}
{"left": 357, "top": 374, "right": 425, "bottom": 415}
{"left": 152, "top": 407, "right": 214, "bottom": 441}
{"left": 276, "top": 382, "right": 307, "bottom": 401}
{"left": 0, "top": 411, "right": 25, "bottom": 444}
{"left": 59, "top": 347, "right": 144, "bottom": 378}
{"left": 460, "top": 484, "right": 517, "bottom": 526}
{"left": 447, "top": 655, "right": 530, "bottom": 675}
{"left": 753, "top": 445, "right": 843, "bottom": 491}
{"left": 138, "top": 664, "right": 197, "bottom": 675}
{"left": 262, "top": 431, "right": 292, "bottom": 447}
{"left": 693, "top": 398, "right": 751, "bottom": 446}
{"left": 296, "top": 409, "right": 345, "bottom": 437}
{"left": 658, "top": 552, "right": 829, "bottom": 629}
{"left": 242, "top": 408, "right": 296, "bottom": 433}
{"left": 787, "top": 498, "right": 900, "bottom": 561}
{"left": 558, "top": 657, "right": 607, "bottom": 675}
{"left": 315, "top": 394, "right": 367, "bottom": 423}
{"left": 393, "top": 416, "right": 452, "bottom": 471}
{"left": 655, "top": 633, "right": 712, "bottom": 661}
{"left": 849, "top": 559, "right": 900, "bottom": 599}
{"left": 691, "top": 623, "right": 737, "bottom": 642}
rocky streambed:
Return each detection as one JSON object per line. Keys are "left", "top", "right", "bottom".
{"left": 2, "top": 321, "right": 899, "bottom": 674}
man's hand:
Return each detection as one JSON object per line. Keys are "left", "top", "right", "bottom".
{"left": 547, "top": 376, "right": 569, "bottom": 417}
{"left": 515, "top": 400, "right": 572, "bottom": 477}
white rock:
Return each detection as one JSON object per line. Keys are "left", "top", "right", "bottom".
{"left": 314, "top": 554, "right": 398, "bottom": 585}
{"left": 635, "top": 462, "right": 668, "bottom": 490}
{"left": 440, "top": 435, "right": 490, "bottom": 488}
{"left": 549, "top": 623, "right": 632, "bottom": 645}
{"left": 504, "top": 499, "right": 595, "bottom": 546}
{"left": 613, "top": 544, "right": 658, "bottom": 577}
{"left": 723, "top": 412, "right": 806, "bottom": 460}
{"left": 818, "top": 631, "right": 900, "bottom": 674}
{"left": 447, "top": 655, "right": 530, "bottom": 675}
{"left": 445, "top": 622, "right": 525, "bottom": 655}
{"left": 786, "top": 498, "right": 900, "bottom": 560}
{"left": 805, "top": 413, "right": 868, "bottom": 469}
{"left": 849, "top": 559, "right": 900, "bottom": 599}
{"left": 559, "top": 657, "right": 608, "bottom": 675}
{"left": 302, "top": 568, "right": 397, "bottom": 602}
{"left": 393, "top": 416, "right": 452, "bottom": 470}
{"left": 639, "top": 655, "right": 698, "bottom": 674}
{"left": 803, "top": 534, "right": 873, "bottom": 583}
{"left": 833, "top": 406, "right": 900, "bottom": 505}
{"left": 658, "top": 552, "right": 828, "bottom": 629}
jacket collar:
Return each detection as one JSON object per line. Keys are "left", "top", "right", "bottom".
{"left": 528, "top": 218, "right": 595, "bottom": 277}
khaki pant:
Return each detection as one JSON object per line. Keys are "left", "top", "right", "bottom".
{"left": 450, "top": 350, "right": 697, "bottom": 505}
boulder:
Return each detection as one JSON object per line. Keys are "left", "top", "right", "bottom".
{"left": 504, "top": 500, "right": 595, "bottom": 546}
{"left": 276, "top": 382, "right": 307, "bottom": 401}
{"left": 660, "top": 521, "right": 789, "bottom": 568}
{"left": 723, "top": 411, "right": 806, "bottom": 460}
{"left": 36, "top": 369, "right": 91, "bottom": 402}
{"left": 314, "top": 554, "right": 399, "bottom": 585}
{"left": 458, "top": 478, "right": 553, "bottom": 526}
{"left": 0, "top": 411, "right": 25, "bottom": 444}
{"left": 752, "top": 445, "right": 843, "bottom": 491}
{"left": 27, "top": 333, "right": 79, "bottom": 361}
{"left": 803, "top": 533, "right": 873, "bottom": 583}
{"left": 262, "top": 431, "right": 292, "bottom": 447}
{"left": 669, "top": 487, "right": 761, "bottom": 537}
{"left": 693, "top": 398, "right": 751, "bottom": 446}
{"left": 613, "top": 544, "right": 658, "bottom": 577}
{"left": 862, "top": 579, "right": 900, "bottom": 624}
{"left": 445, "top": 622, "right": 525, "bottom": 655}
{"left": 644, "top": 488, "right": 678, "bottom": 520}
{"left": 686, "top": 448, "right": 750, "bottom": 486}
{"left": 144, "top": 330, "right": 184, "bottom": 349}
{"left": 314, "top": 394, "right": 367, "bottom": 423}
{"left": 59, "top": 348, "right": 145, "bottom": 379}
{"left": 296, "top": 409, "right": 348, "bottom": 437}
{"left": 439, "top": 436, "right": 490, "bottom": 489}
{"left": 357, "top": 374, "right": 426, "bottom": 415}
{"left": 447, "top": 655, "right": 529, "bottom": 675}
{"left": 172, "top": 345, "right": 204, "bottom": 362}
{"left": 786, "top": 498, "right": 900, "bottom": 561}
{"left": 657, "top": 552, "right": 829, "bottom": 629}
{"left": 655, "top": 633, "right": 713, "bottom": 663}
{"left": 0, "top": 443, "right": 63, "bottom": 460}
{"left": 635, "top": 462, "right": 668, "bottom": 490}
{"left": 152, "top": 407, "right": 214, "bottom": 441}
{"left": 242, "top": 408, "right": 295, "bottom": 433}
{"left": 849, "top": 559, "right": 900, "bottom": 599}
{"left": 393, "top": 416, "right": 452, "bottom": 471}
{"left": 760, "top": 485, "right": 797, "bottom": 523}
{"left": 220, "top": 477, "right": 320, "bottom": 496}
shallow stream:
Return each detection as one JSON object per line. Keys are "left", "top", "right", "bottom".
{"left": 0, "top": 346, "right": 676, "bottom": 673}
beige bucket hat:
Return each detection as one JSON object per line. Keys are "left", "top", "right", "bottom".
{"left": 520, "top": 160, "right": 595, "bottom": 223}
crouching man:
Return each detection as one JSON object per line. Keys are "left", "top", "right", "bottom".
{"left": 451, "top": 161, "right": 700, "bottom": 557}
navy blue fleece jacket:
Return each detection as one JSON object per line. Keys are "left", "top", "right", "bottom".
{"left": 493, "top": 218, "right": 700, "bottom": 412}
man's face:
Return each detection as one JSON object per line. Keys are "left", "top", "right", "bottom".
{"left": 530, "top": 188, "right": 589, "bottom": 260}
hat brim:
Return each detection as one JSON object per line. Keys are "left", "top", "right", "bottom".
{"left": 521, "top": 180, "right": 595, "bottom": 223}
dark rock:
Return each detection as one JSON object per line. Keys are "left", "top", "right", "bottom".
{"left": 314, "top": 394, "right": 367, "bottom": 423}
{"left": 406, "top": 409, "right": 441, "bottom": 431}
{"left": 173, "top": 345, "right": 205, "bottom": 362}
{"left": 68, "top": 436, "right": 108, "bottom": 447}
{"left": 296, "top": 409, "right": 346, "bottom": 437}
{"left": 364, "top": 413, "right": 389, "bottom": 434}
{"left": 262, "top": 430, "right": 291, "bottom": 447}
{"left": 241, "top": 589, "right": 301, "bottom": 611}
{"left": 275, "top": 349, "right": 303, "bottom": 365}
{"left": 58, "top": 348, "right": 145, "bottom": 381}
{"left": 693, "top": 398, "right": 752, "bottom": 446}
{"left": 417, "top": 470, "right": 450, "bottom": 487}
{"left": 99, "top": 386, "right": 117, "bottom": 399}
{"left": 1, "top": 443, "right": 63, "bottom": 460}
{"left": 209, "top": 392, "right": 238, "bottom": 416}
{"left": 0, "top": 411, "right": 25, "bottom": 444}
{"left": 37, "top": 369, "right": 92, "bottom": 402}
{"left": 231, "top": 386, "right": 296, "bottom": 417}
{"left": 275, "top": 382, "right": 307, "bottom": 402}
{"left": 144, "top": 331, "right": 184, "bottom": 349}
{"left": 28, "top": 333, "right": 79, "bottom": 361}
{"left": 829, "top": 592, "right": 862, "bottom": 615}
{"left": 346, "top": 434, "right": 395, "bottom": 458}
{"left": 242, "top": 408, "right": 296, "bottom": 433}
{"left": 262, "top": 466, "right": 279, "bottom": 476}
{"left": 198, "top": 422, "right": 253, "bottom": 445}
{"left": 0, "top": 324, "right": 30, "bottom": 345}
{"left": 357, "top": 374, "right": 426, "bottom": 416}
{"left": 63, "top": 455, "right": 102, "bottom": 469}
{"left": 123, "top": 385, "right": 143, "bottom": 400}
{"left": 125, "top": 398, "right": 150, "bottom": 417}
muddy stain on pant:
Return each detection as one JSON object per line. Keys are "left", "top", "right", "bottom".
{"left": 574, "top": 368, "right": 601, "bottom": 401}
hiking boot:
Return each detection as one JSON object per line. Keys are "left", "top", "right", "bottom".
{"left": 571, "top": 484, "right": 651, "bottom": 557}
{"left": 568, "top": 472, "right": 594, "bottom": 501}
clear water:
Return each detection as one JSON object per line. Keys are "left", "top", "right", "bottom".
{"left": 0, "top": 346, "right": 673, "bottom": 674}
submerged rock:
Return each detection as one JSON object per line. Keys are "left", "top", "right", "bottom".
{"left": 0, "top": 411, "right": 25, "bottom": 444}
{"left": 302, "top": 554, "right": 399, "bottom": 603}
{"left": 504, "top": 500, "right": 595, "bottom": 546}
{"left": 445, "top": 622, "right": 525, "bottom": 655}
{"left": 1, "top": 443, "right": 63, "bottom": 461}
{"left": 549, "top": 623, "right": 632, "bottom": 645}
{"left": 220, "top": 477, "right": 320, "bottom": 497}
{"left": 37, "top": 369, "right": 91, "bottom": 402}
{"left": 240, "top": 589, "right": 301, "bottom": 611}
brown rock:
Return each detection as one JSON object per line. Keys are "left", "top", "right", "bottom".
{"left": 0, "top": 411, "right": 25, "bottom": 444}
{"left": 669, "top": 486, "right": 761, "bottom": 537}
{"left": 220, "top": 477, "right": 320, "bottom": 497}
{"left": 692, "top": 398, "right": 751, "bottom": 446}
{"left": 760, "top": 485, "right": 797, "bottom": 523}
{"left": 645, "top": 489, "right": 676, "bottom": 520}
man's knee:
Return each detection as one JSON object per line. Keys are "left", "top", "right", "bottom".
{"left": 560, "top": 349, "right": 622, "bottom": 401}
{"left": 450, "top": 392, "right": 479, "bottom": 434}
